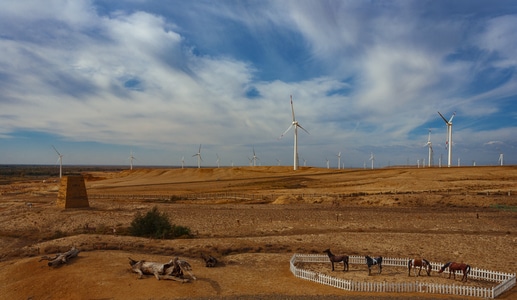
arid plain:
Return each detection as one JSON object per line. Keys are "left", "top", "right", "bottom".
{"left": 0, "top": 166, "right": 516, "bottom": 299}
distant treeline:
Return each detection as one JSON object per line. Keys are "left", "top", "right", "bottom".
{"left": 0, "top": 165, "right": 126, "bottom": 178}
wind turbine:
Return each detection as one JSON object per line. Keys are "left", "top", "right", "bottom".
{"left": 192, "top": 144, "right": 202, "bottom": 168}
{"left": 438, "top": 111, "right": 455, "bottom": 167}
{"left": 52, "top": 145, "right": 63, "bottom": 178}
{"left": 425, "top": 129, "right": 433, "bottom": 167}
{"left": 279, "top": 95, "right": 309, "bottom": 170}
{"left": 181, "top": 156, "right": 185, "bottom": 169}
{"left": 499, "top": 153, "right": 504, "bottom": 166}
{"left": 276, "top": 158, "right": 281, "bottom": 166}
{"left": 369, "top": 152, "right": 375, "bottom": 169}
{"left": 336, "top": 152, "right": 341, "bottom": 169}
{"left": 128, "top": 150, "right": 136, "bottom": 170}
{"left": 251, "top": 146, "right": 259, "bottom": 166}
{"left": 216, "top": 154, "right": 220, "bottom": 168}
{"left": 325, "top": 157, "right": 330, "bottom": 169}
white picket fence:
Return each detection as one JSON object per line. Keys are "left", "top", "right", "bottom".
{"left": 290, "top": 254, "right": 516, "bottom": 299}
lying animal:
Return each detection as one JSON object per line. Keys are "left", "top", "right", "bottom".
{"left": 201, "top": 253, "right": 218, "bottom": 267}
{"left": 128, "top": 257, "right": 174, "bottom": 280}
{"left": 128, "top": 257, "right": 196, "bottom": 281}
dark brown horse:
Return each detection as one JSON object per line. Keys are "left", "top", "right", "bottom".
{"left": 365, "top": 255, "right": 382, "bottom": 276}
{"left": 323, "top": 248, "right": 349, "bottom": 271}
{"left": 438, "top": 261, "right": 471, "bottom": 282}
{"left": 408, "top": 258, "right": 432, "bottom": 276}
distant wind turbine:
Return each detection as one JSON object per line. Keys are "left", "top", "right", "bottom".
{"left": 336, "top": 152, "right": 341, "bottom": 169}
{"left": 425, "top": 129, "right": 433, "bottom": 167}
{"left": 276, "top": 158, "right": 281, "bottom": 166}
{"left": 52, "top": 145, "right": 63, "bottom": 178}
{"left": 369, "top": 152, "right": 375, "bottom": 169}
{"left": 438, "top": 111, "right": 455, "bottom": 167}
{"left": 216, "top": 154, "right": 220, "bottom": 168}
{"left": 181, "top": 156, "right": 185, "bottom": 169}
{"left": 499, "top": 153, "right": 504, "bottom": 166}
{"left": 251, "top": 147, "right": 259, "bottom": 166}
{"left": 128, "top": 150, "right": 136, "bottom": 170}
{"left": 192, "top": 144, "right": 202, "bottom": 168}
{"left": 279, "top": 95, "right": 309, "bottom": 170}
{"left": 325, "top": 157, "right": 330, "bottom": 169}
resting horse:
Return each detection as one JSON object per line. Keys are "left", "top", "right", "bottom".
{"left": 408, "top": 258, "right": 432, "bottom": 276}
{"left": 323, "top": 248, "right": 349, "bottom": 271}
{"left": 365, "top": 255, "right": 382, "bottom": 275}
{"left": 438, "top": 261, "right": 471, "bottom": 282}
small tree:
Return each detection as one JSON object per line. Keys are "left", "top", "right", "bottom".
{"left": 129, "top": 206, "right": 191, "bottom": 239}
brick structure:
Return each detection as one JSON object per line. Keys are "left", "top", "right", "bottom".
{"left": 56, "top": 175, "right": 90, "bottom": 208}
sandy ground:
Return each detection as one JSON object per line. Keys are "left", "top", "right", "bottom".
{"left": 0, "top": 166, "right": 516, "bottom": 299}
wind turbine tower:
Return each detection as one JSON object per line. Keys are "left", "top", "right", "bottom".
{"left": 425, "top": 129, "right": 433, "bottom": 167}
{"left": 192, "top": 144, "right": 202, "bottom": 168}
{"left": 438, "top": 111, "right": 455, "bottom": 167}
{"left": 337, "top": 152, "right": 341, "bottom": 169}
{"left": 369, "top": 152, "right": 375, "bottom": 169}
{"left": 251, "top": 147, "right": 259, "bottom": 166}
{"left": 181, "top": 156, "right": 185, "bottom": 169}
{"left": 128, "top": 150, "right": 136, "bottom": 170}
{"left": 52, "top": 145, "right": 63, "bottom": 178}
{"left": 280, "top": 95, "right": 309, "bottom": 170}
{"left": 499, "top": 153, "right": 504, "bottom": 166}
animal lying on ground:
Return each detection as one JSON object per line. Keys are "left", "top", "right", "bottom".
{"left": 128, "top": 257, "right": 196, "bottom": 281}
{"left": 201, "top": 253, "right": 218, "bottom": 267}
{"left": 323, "top": 248, "right": 349, "bottom": 271}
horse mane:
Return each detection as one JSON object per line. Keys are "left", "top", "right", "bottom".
{"left": 441, "top": 261, "right": 452, "bottom": 270}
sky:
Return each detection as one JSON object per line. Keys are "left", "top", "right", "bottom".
{"left": 1, "top": 0, "right": 516, "bottom": 168}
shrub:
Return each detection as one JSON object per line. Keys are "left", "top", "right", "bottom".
{"left": 129, "top": 206, "right": 192, "bottom": 239}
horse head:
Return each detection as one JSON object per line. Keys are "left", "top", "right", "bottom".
{"left": 438, "top": 261, "right": 451, "bottom": 273}
{"left": 423, "top": 259, "right": 432, "bottom": 275}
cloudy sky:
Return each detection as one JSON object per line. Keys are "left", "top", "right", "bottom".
{"left": 1, "top": 0, "right": 516, "bottom": 168}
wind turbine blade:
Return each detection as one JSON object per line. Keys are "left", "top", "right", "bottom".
{"left": 279, "top": 124, "right": 293, "bottom": 139}
{"left": 52, "top": 145, "right": 61, "bottom": 156}
{"left": 297, "top": 124, "right": 310, "bottom": 134}
{"left": 449, "top": 112, "right": 456, "bottom": 123}
{"left": 290, "top": 95, "right": 296, "bottom": 122}
{"left": 437, "top": 111, "right": 448, "bottom": 123}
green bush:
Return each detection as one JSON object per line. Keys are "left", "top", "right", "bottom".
{"left": 129, "top": 206, "right": 191, "bottom": 239}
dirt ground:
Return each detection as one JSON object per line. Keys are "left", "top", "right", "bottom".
{"left": 0, "top": 166, "right": 516, "bottom": 299}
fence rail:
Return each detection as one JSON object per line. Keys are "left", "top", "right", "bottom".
{"left": 290, "top": 254, "right": 516, "bottom": 299}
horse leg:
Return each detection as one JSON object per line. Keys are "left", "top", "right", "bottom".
{"left": 417, "top": 266, "right": 422, "bottom": 277}
{"left": 408, "top": 264, "right": 411, "bottom": 277}
{"left": 331, "top": 262, "right": 335, "bottom": 271}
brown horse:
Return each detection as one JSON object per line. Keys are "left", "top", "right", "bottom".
{"left": 408, "top": 258, "right": 432, "bottom": 276}
{"left": 323, "top": 248, "right": 349, "bottom": 271}
{"left": 438, "top": 261, "right": 471, "bottom": 282}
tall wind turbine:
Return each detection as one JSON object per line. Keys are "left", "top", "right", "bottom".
{"left": 279, "top": 95, "right": 309, "bottom": 170}
{"left": 128, "top": 150, "right": 136, "bottom": 170}
{"left": 325, "top": 157, "right": 330, "bottom": 169}
{"left": 52, "top": 145, "right": 63, "bottom": 178}
{"left": 369, "top": 152, "right": 375, "bottom": 169}
{"left": 438, "top": 111, "right": 455, "bottom": 167}
{"left": 425, "top": 129, "right": 433, "bottom": 167}
{"left": 336, "top": 152, "right": 341, "bottom": 169}
{"left": 499, "top": 153, "right": 504, "bottom": 166}
{"left": 192, "top": 144, "right": 202, "bottom": 168}
{"left": 181, "top": 156, "right": 185, "bottom": 169}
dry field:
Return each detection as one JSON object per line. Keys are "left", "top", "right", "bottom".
{"left": 0, "top": 166, "right": 516, "bottom": 299}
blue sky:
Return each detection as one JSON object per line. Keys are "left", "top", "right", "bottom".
{"left": 1, "top": 0, "right": 516, "bottom": 168}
